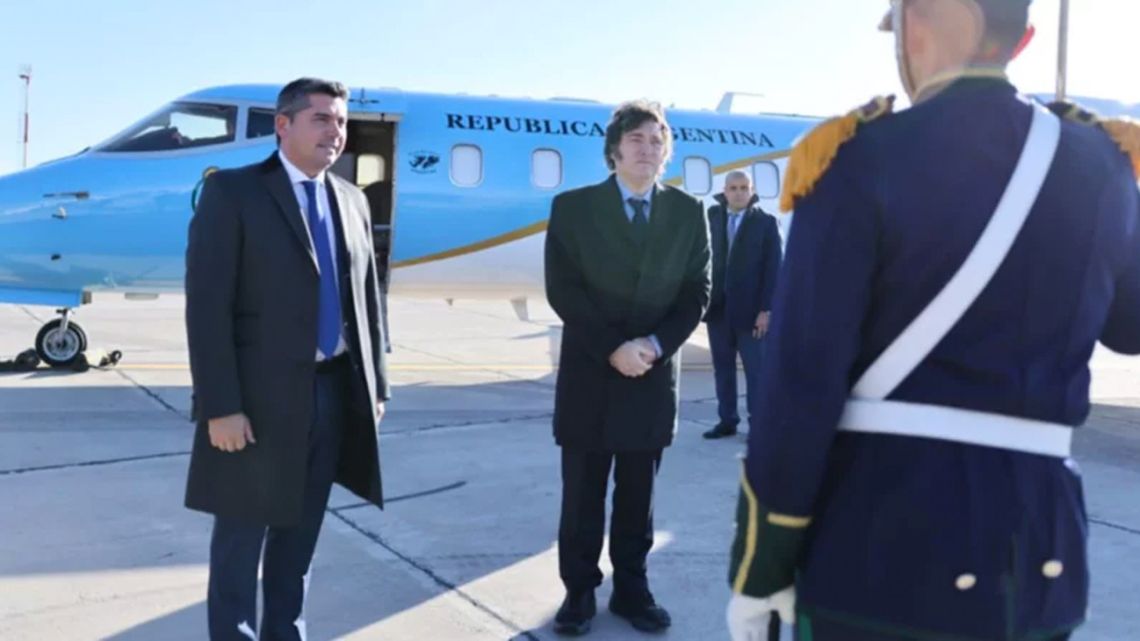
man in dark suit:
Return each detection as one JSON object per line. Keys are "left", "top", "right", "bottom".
{"left": 184, "top": 77, "right": 389, "bottom": 641}
{"left": 702, "top": 170, "right": 782, "bottom": 439}
{"left": 545, "top": 100, "right": 711, "bottom": 635}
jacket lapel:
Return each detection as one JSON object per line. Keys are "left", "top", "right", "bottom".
{"left": 326, "top": 175, "right": 366, "bottom": 324}
{"left": 727, "top": 211, "right": 747, "bottom": 269}
{"left": 261, "top": 154, "right": 318, "bottom": 274}
{"left": 629, "top": 183, "right": 675, "bottom": 305}
{"left": 327, "top": 175, "right": 361, "bottom": 272}
{"left": 592, "top": 175, "right": 640, "bottom": 255}
{"left": 643, "top": 182, "right": 671, "bottom": 253}
{"left": 710, "top": 207, "right": 727, "bottom": 269}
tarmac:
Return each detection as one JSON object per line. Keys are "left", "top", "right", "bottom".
{"left": 0, "top": 294, "right": 1137, "bottom": 640}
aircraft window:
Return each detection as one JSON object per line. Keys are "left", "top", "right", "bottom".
{"left": 100, "top": 102, "right": 238, "bottom": 152}
{"left": 247, "top": 108, "right": 276, "bottom": 139}
{"left": 357, "top": 154, "right": 386, "bottom": 185}
{"left": 683, "top": 157, "right": 712, "bottom": 195}
{"left": 531, "top": 149, "right": 562, "bottom": 189}
{"left": 752, "top": 161, "right": 780, "bottom": 199}
{"left": 450, "top": 144, "right": 483, "bottom": 187}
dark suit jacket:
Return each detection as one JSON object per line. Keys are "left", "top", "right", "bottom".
{"left": 184, "top": 153, "right": 389, "bottom": 527}
{"left": 705, "top": 194, "right": 783, "bottom": 331}
{"left": 544, "top": 175, "right": 711, "bottom": 451}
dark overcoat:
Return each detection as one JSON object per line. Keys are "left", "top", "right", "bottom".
{"left": 545, "top": 175, "right": 711, "bottom": 451}
{"left": 185, "top": 153, "right": 389, "bottom": 527}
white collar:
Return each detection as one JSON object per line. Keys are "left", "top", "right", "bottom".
{"left": 278, "top": 150, "right": 327, "bottom": 186}
{"left": 616, "top": 176, "right": 655, "bottom": 202}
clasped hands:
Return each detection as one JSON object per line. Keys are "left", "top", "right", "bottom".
{"left": 608, "top": 337, "right": 658, "bottom": 377}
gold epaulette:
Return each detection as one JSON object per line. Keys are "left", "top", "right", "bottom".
{"left": 780, "top": 95, "right": 895, "bottom": 213}
{"left": 1048, "top": 100, "right": 1140, "bottom": 178}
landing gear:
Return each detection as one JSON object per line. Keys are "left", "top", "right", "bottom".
{"left": 34, "top": 309, "right": 88, "bottom": 368}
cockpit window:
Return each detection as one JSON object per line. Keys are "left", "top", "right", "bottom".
{"left": 247, "top": 108, "right": 277, "bottom": 139}
{"left": 99, "top": 102, "right": 238, "bottom": 152}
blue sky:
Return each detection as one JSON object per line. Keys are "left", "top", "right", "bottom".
{"left": 0, "top": 0, "right": 1135, "bottom": 176}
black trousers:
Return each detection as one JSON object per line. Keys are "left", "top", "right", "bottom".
{"left": 206, "top": 357, "right": 348, "bottom": 641}
{"left": 799, "top": 615, "right": 1072, "bottom": 641}
{"left": 558, "top": 447, "right": 663, "bottom": 598}
{"left": 707, "top": 314, "right": 766, "bottom": 427}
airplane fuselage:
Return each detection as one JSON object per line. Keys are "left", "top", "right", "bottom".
{"left": 0, "top": 84, "right": 819, "bottom": 311}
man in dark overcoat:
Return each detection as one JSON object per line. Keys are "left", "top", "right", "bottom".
{"left": 545, "top": 99, "right": 711, "bottom": 635}
{"left": 184, "top": 77, "right": 389, "bottom": 641}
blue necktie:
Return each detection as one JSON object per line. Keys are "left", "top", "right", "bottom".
{"left": 727, "top": 213, "right": 741, "bottom": 254}
{"left": 302, "top": 180, "right": 341, "bottom": 358}
{"left": 627, "top": 197, "right": 649, "bottom": 246}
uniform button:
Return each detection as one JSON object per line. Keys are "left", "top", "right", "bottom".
{"left": 1042, "top": 560, "right": 1064, "bottom": 579}
{"left": 955, "top": 574, "right": 977, "bottom": 591}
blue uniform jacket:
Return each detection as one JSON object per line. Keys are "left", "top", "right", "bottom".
{"left": 738, "top": 78, "right": 1140, "bottom": 640}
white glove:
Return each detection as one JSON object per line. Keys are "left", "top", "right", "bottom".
{"left": 726, "top": 586, "right": 796, "bottom": 641}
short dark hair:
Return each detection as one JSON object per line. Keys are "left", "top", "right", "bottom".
{"left": 974, "top": 0, "right": 1031, "bottom": 62}
{"left": 275, "top": 77, "right": 349, "bottom": 120}
{"left": 603, "top": 100, "right": 673, "bottom": 171}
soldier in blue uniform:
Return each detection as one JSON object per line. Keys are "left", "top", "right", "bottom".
{"left": 725, "top": 0, "right": 1140, "bottom": 640}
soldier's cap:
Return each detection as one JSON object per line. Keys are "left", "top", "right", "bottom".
{"left": 879, "top": 0, "right": 1032, "bottom": 32}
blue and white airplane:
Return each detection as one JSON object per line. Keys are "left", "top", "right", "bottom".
{"left": 0, "top": 84, "right": 819, "bottom": 366}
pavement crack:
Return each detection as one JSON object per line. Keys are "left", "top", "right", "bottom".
{"left": 329, "top": 510, "right": 541, "bottom": 641}
{"left": 416, "top": 552, "right": 535, "bottom": 562}
{"left": 113, "top": 369, "right": 190, "bottom": 420}
{"left": 385, "top": 412, "right": 553, "bottom": 437}
{"left": 0, "top": 451, "right": 189, "bottom": 477}
{"left": 1090, "top": 517, "right": 1140, "bottom": 537}
{"left": 331, "top": 481, "right": 467, "bottom": 511}
{"left": 18, "top": 305, "right": 45, "bottom": 323}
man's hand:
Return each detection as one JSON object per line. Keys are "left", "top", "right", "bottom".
{"left": 753, "top": 311, "right": 771, "bottom": 339}
{"left": 726, "top": 586, "right": 795, "bottom": 641}
{"left": 376, "top": 401, "right": 386, "bottom": 423}
{"left": 632, "top": 337, "right": 659, "bottom": 365}
{"left": 609, "top": 341, "right": 652, "bottom": 378}
{"left": 208, "top": 413, "right": 255, "bottom": 453}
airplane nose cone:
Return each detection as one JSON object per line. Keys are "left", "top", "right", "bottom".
{"left": 0, "top": 172, "right": 35, "bottom": 209}
{"left": 0, "top": 157, "right": 90, "bottom": 291}
{"left": 0, "top": 171, "right": 46, "bottom": 288}
{"left": 0, "top": 169, "right": 49, "bottom": 230}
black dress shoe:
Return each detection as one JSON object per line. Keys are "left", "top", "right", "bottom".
{"left": 609, "top": 592, "right": 672, "bottom": 633}
{"left": 554, "top": 589, "right": 596, "bottom": 636}
{"left": 702, "top": 422, "right": 738, "bottom": 439}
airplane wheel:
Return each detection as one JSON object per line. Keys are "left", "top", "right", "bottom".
{"left": 35, "top": 319, "right": 88, "bottom": 368}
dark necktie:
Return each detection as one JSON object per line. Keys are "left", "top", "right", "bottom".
{"left": 302, "top": 180, "right": 341, "bottom": 358}
{"left": 627, "top": 197, "right": 649, "bottom": 246}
